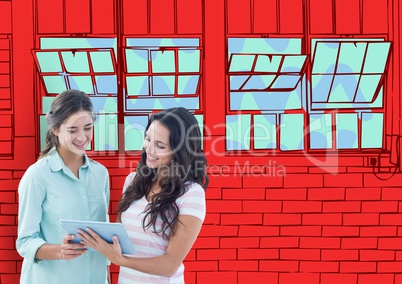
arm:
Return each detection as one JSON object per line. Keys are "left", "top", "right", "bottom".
{"left": 79, "top": 214, "right": 202, "bottom": 277}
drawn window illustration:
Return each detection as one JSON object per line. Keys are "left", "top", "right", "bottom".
{"left": 32, "top": 37, "right": 204, "bottom": 153}
{"left": 226, "top": 38, "right": 391, "bottom": 152}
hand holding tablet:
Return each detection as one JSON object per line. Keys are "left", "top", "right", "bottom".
{"left": 59, "top": 219, "right": 135, "bottom": 255}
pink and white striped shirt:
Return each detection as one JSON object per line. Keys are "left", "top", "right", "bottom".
{"left": 118, "top": 172, "right": 206, "bottom": 284}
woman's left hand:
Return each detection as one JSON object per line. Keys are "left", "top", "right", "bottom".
{"left": 78, "top": 228, "right": 123, "bottom": 265}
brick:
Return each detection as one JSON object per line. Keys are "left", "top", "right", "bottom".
{"left": 243, "top": 201, "right": 282, "bottom": 213}
{"left": 0, "top": 171, "right": 12, "bottom": 179}
{"left": 308, "top": 188, "right": 345, "bottom": 200}
{"left": 343, "top": 213, "right": 379, "bottom": 225}
{"left": 264, "top": 214, "right": 301, "bottom": 225}
{"left": 322, "top": 226, "right": 359, "bottom": 237}
{"left": 362, "top": 201, "right": 398, "bottom": 212}
{"left": 340, "top": 261, "right": 376, "bottom": 273}
{"left": 185, "top": 250, "right": 195, "bottom": 261}
{"left": 0, "top": 274, "right": 20, "bottom": 284}
{"left": 280, "top": 249, "right": 320, "bottom": 260}
{"left": 238, "top": 272, "right": 278, "bottom": 284}
{"left": 204, "top": 213, "right": 220, "bottom": 225}
{"left": 321, "top": 249, "right": 359, "bottom": 261}
{"left": 220, "top": 237, "right": 260, "bottom": 248}
{"left": 360, "top": 226, "right": 397, "bottom": 237}
{"left": 396, "top": 251, "right": 402, "bottom": 260}
{"left": 198, "top": 225, "right": 238, "bottom": 237}
{"left": 266, "top": 188, "right": 307, "bottom": 200}
{"left": 193, "top": 237, "right": 219, "bottom": 249}
{"left": 0, "top": 226, "right": 16, "bottom": 236}
{"left": 321, "top": 273, "right": 357, "bottom": 284}
{"left": 382, "top": 188, "right": 402, "bottom": 200}
{"left": 299, "top": 261, "right": 339, "bottom": 272}
{"left": 243, "top": 174, "right": 283, "bottom": 188}
{"left": 378, "top": 237, "right": 402, "bottom": 249}
{"left": 0, "top": 216, "right": 15, "bottom": 225}
{"left": 341, "top": 238, "right": 377, "bottom": 249}
{"left": 0, "top": 237, "right": 13, "bottom": 249}
{"left": 0, "top": 250, "right": 23, "bottom": 261}
{"left": 197, "top": 249, "right": 236, "bottom": 260}
{"left": 0, "top": 261, "right": 15, "bottom": 273}
{"left": 377, "top": 261, "right": 402, "bottom": 272}
{"left": 280, "top": 225, "right": 321, "bottom": 236}
{"left": 110, "top": 175, "right": 126, "bottom": 190}
{"left": 238, "top": 226, "right": 279, "bottom": 237}
{"left": 197, "top": 272, "right": 237, "bottom": 284}
{"left": 209, "top": 174, "right": 242, "bottom": 188}
{"left": 302, "top": 213, "right": 342, "bottom": 225}
{"left": 221, "top": 214, "right": 262, "bottom": 225}
{"left": 185, "top": 261, "right": 218, "bottom": 272}
{"left": 381, "top": 214, "right": 402, "bottom": 225}
{"left": 284, "top": 166, "right": 308, "bottom": 173}
{"left": 0, "top": 191, "right": 15, "bottom": 203}
{"left": 365, "top": 173, "right": 402, "bottom": 187}
{"left": 359, "top": 274, "right": 394, "bottom": 284}
{"left": 346, "top": 187, "right": 381, "bottom": 200}
{"left": 284, "top": 174, "right": 323, "bottom": 188}
{"left": 309, "top": 166, "right": 347, "bottom": 173}
{"left": 219, "top": 260, "right": 259, "bottom": 271}
{"left": 260, "top": 261, "right": 299, "bottom": 272}
{"left": 279, "top": 272, "right": 320, "bottom": 284}
{"left": 12, "top": 171, "right": 24, "bottom": 179}
{"left": 205, "top": 187, "right": 221, "bottom": 199}
{"left": 300, "top": 237, "right": 340, "bottom": 249}
{"left": 360, "top": 250, "right": 395, "bottom": 261}
{"left": 282, "top": 201, "right": 322, "bottom": 213}
{"left": 238, "top": 249, "right": 278, "bottom": 260}
{"left": 260, "top": 237, "right": 299, "bottom": 248}
{"left": 322, "top": 201, "right": 361, "bottom": 213}
{"left": 324, "top": 173, "right": 363, "bottom": 187}
{"left": 184, "top": 271, "right": 195, "bottom": 284}
{"left": 206, "top": 200, "right": 242, "bottom": 213}
{"left": 222, "top": 188, "right": 265, "bottom": 199}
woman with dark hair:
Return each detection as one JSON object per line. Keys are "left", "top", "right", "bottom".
{"left": 79, "top": 107, "right": 208, "bottom": 283}
{"left": 16, "top": 90, "right": 110, "bottom": 284}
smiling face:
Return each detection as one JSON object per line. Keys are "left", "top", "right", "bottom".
{"left": 143, "top": 120, "right": 174, "bottom": 169}
{"left": 52, "top": 110, "right": 94, "bottom": 157}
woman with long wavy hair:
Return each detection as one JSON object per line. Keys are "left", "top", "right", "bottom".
{"left": 80, "top": 107, "right": 208, "bottom": 283}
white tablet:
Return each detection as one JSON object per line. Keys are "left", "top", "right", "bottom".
{"left": 59, "top": 219, "right": 135, "bottom": 255}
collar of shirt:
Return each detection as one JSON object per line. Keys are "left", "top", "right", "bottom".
{"left": 46, "top": 148, "right": 91, "bottom": 175}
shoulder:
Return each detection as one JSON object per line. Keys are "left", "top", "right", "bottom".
{"left": 178, "top": 182, "right": 206, "bottom": 202}
{"left": 88, "top": 158, "right": 109, "bottom": 174}
{"left": 123, "top": 172, "right": 136, "bottom": 192}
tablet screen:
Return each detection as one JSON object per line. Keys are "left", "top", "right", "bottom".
{"left": 59, "top": 219, "right": 135, "bottom": 255}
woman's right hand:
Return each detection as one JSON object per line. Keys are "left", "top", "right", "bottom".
{"left": 60, "top": 235, "right": 87, "bottom": 260}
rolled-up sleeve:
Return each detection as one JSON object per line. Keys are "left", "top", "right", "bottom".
{"left": 16, "top": 166, "right": 47, "bottom": 263}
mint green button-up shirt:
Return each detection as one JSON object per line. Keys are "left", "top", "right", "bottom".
{"left": 16, "top": 149, "right": 110, "bottom": 284}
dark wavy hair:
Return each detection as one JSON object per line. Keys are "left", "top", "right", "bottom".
{"left": 39, "top": 90, "right": 96, "bottom": 159}
{"left": 117, "top": 107, "right": 209, "bottom": 239}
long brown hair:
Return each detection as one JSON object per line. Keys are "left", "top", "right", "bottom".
{"left": 118, "top": 107, "right": 208, "bottom": 239}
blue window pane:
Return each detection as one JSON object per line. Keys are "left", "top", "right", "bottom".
{"left": 126, "top": 76, "right": 149, "bottom": 96}
{"left": 230, "top": 75, "right": 249, "bottom": 90}
{"left": 281, "top": 55, "right": 307, "bottom": 72}
{"left": 337, "top": 42, "right": 366, "bottom": 73}
{"left": 271, "top": 75, "right": 301, "bottom": 90}
{"left": 226, "top": 115, "right": 251, "bottom": 150}
{"left": 90, "top": 51, "right": 114, "bottom": 72}
{"left": 229, "top": 54, "right": 255, "bottom": 72}
{"left": 178, "top": 75, "right": 199, "bottom": 95}
{"left": 91, "top": 97, "right": 117, "bottom": 114}
{"left": 336, "top": 113, "right": 358, "bottom": 149}
{"left": 361, "top": 113, "right": 383, "bottom": 148}
{"left": 280, "top": 114, "right": 304, "bottom": 150}
{"left": 364, "top": 42, "right": 391, "bottom": 74}
{"left": 254, "top": 55, "right": 281, "bottom": 72}
{"left": 124, "top": 116, "right": 149, "bottom": 151}
{"left": 228, "top": 38, "right": 302, "bottom": 55}
{"left": 126, "top": 49, "right": 149, "bottom": 73}
{"left": 309, "top": 114, "right": 332, "bottom": 149}
{"left": 151, "top": 50, "right": 175, "bottom": 73}
{"left": 94, "top": 114, "right": 118, "bottom": 151}
{"left": 39, "top": 115, "right": 47, "bottom": 150}
{"left": 328, "top": 75, "right": 359, "bottom": 102}
{"left": 312, "top": 42, "right": 339, "bottom": 74}
{"left": 312, "top": 75, "right": 333, "bottom": 102}
{"left": 95, "top": 75, "right": 117, "bottom": 94}
{"left": 178, "top": 49, "right": 200, "bottom": 73}
{"left": 42, "top": 97, "right": 54, "bottom": 114}
{"left": 36, "top": 52, "right": 62, "bottom": 72}
{"left": 243, "top": 75, "right": 276, "bottom": 90}
{"left": 355, "top": 75, "right": 382, "bottom": 103}
{"left": 126, "top": 97, "right": 199, "bottom": 111}
{"left": 254, "top": 115, "right": 277, "bottom": 149}
{"left": 43, "top": 76, "right": 67, "bottom": 94}
{"left": 61, "top": 51, "right": 90, "bottom": 72}
{"left": 68, "top": 76, "right": 94, "bottom": 94}
{"left": 152, "top": 76, "right": 175, "bottom": 95}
